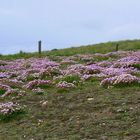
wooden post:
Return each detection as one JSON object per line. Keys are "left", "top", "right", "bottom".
{"left": 38, "top": 40, "right": 42, "bottom": 54}
{"left": 116, "top": 43, "right": 119, "bottom": 51}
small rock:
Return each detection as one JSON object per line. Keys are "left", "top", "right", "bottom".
{"left": 130, "top": 107, "right": 133, "bottom": 110}
{"left": 99, "top": 122, "right": 106, "bottom": 126}
{"left": 41, "top": 101, "right": 48, "bottom": 108}
{"left": 100, "top": 136, "right": 108, "bottom": 140}
{"left": 117, "top": 108, "right": 123, "bottom": 112}
{"left": 87, "top": 98, "right": 94, "bottom": 101}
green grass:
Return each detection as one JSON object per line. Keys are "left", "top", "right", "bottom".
{"left": 0, "top": 81, "right": 140, "bottom": 139}
{"left": 0, "top": 39, "right": 140, "bottom": 139}
{"left": 0, "top": 90, "right": 6, "bottom": 95}
{"left": 0, "top": 110, "right": 26, "bottom": 123}
{"left": 1, "top": 39, "right": 140, "bottom": 60}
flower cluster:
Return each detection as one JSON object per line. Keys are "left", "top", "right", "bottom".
{"left": 101, "top": 67, "right": 136, "bottom": 77}
{"left": 97, "top": 61, "right": 113, "bottom": 67}
{"left": 0, "top": 72, "right": 10, "bottom": 78}
{"left": 63, "top": 64, "right": 86, "bottom": 76}
{"left": 0, "top": 83, "right": 10, "bottom": 91}
{"left": 32, "top": 88, "right": 44, "bottom": 94}
{"left": 0, "top": 102, "right": 23, "bottom": 115}
{"left": 2, "top": 78, "right": 23, "bottom": 88}
{"left": 81, "top": 74, "right": 93, "bottom": 80}
{"left": 24, "top": 80, "right": 52, "bottom": 89}
{"left": 30, "top": 58, "right": 60, "bottom": 69}
{"left": 100, "top": 74, "right": 140, "bottom": 87}
{"left": 61, "top": 58, "right": 77, "bottom": 64}
{"left": 0, "top": 83, "right": 16, "bottom": 97}
{"left": 0, "top": 50, "right": 140, "bottom": 95}
{"left": 113, "top": 56, "right": 140, "bottom": 68}
{"left": 77, "top": 54, "right": 94, "bottom": 61}
{"left": 85, "top": 64, "right": 103, "bottom": 74}
{"left": 0, "top": 60, "right": 7, "bottom": 66}
{"left": 81, "top": 73, "right": 107, "bottom": 81}
{"left": 39, "top": 66, "right": 61, "bottom": 78}
{"left": 1, "top": 89, "right": 18, "bottom": 97}
{"left": 56, "top": 81, "right": 76, "bottom": 89}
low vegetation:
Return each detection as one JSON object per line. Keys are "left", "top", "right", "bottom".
{"left": 0, "top": 40, "right": 140, "bottom": 139}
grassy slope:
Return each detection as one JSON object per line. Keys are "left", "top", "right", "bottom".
{"left": 1, "top": 39, "right": 140, "bottom": 60}
{"left": 0, "top": 39, "right": 140, "bottom": 140}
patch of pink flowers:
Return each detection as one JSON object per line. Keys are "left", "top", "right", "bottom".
{"left": 0, "top": 83, "right": 10, "bottom": 91}
{"left": 100, "top": 74, "right": 140, "bottom": 87}
{"left": 0, "top": 72, "right": 10, "bottom": 78}
{"left": 56, "top": 81, "right": 76, "bottom": 89}
{"left": 24, "top": 80, "right": 52, "bottom": 89}
{"left": 85, "top": 64, "right": 103, "bottom": 74}
{"left": 32, "top": 88, "right": 44, "bottom": 94}
{"left": 0, "top": 102, "right": 23, "bottom": 115}
{"left": 0, "top": 50, "right": 140, "bottom": 94}
{"left": 101, "top": 67, "right": 137, "bottom": 77}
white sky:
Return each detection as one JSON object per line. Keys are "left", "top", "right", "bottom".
{"left": 0, "top": 0, "right": 140, "bottom": 54}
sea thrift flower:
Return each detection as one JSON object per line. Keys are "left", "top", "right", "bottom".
{"left": 1, "top": 89, "right": 26, "bottom": 98}
{"left": 81, "top": 74, "right": 93, "bottom": 80}
{"left": 0, "top": 84, "right": 11, "bottom": 91}
{"left": 0, "top": 60, "right": 7, "bottom": 66}
{"left": 77, "top": 54, "right": 94, "bottom": 61}
{"left": 56, "top": 81, "right": 76, "bottom": 88}
{"left": 30, "top": 58, "right": 60, "bottom": 69}
{"left": 32, "top": 88, "right": 44, "bottom": 94}
{"left": 0, "top": 73, "right": 10, "bottom": 78}
{"left": 24, "top": 80, "right": 52, "bottom": 89}
{"left": 97, "top": 61, "right": 113, "bottom": 67}
{"left": 0, "top": 102, "right": 23, "bottom": 115}
{"left": 85, "top": 64, "right": 103, "bottom": 74}
{"left": 63, "top": 64, "right": 86, "bottom": 76}
{"left": 3, "top": 79, "right": 23, "bottom": 87}
{"left": 61, "top": 58, "right": 77, "bottom": 64}
{"left": 101, "top": 67, "right": 136, "bottom": 77}
{"left": 39, "top": 66, "right": 61, "bottom": 77}
{"left": 81, "top": 73, "right": 107, "bottom": 81}
{"left": 100, "top": 74, "right": 140, "bottom": 87}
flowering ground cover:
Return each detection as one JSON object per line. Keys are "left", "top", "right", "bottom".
{"left": 0, "top": 47, "right": 140, "bottom": 139}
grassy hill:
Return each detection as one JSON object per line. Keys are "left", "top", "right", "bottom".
{"left": 1, "top": 39, "right": 140, "bottom": 59}
{"left": 0, "top": 39, "right": 140, "bottom": 140}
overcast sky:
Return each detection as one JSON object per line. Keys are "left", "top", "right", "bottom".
{"left": 0, "top": 0, "right": 140, "bottom": 54}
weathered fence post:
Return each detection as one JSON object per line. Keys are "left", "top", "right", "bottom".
{"left": 38, "top": 40, "right": 42, "bottom": 55}
{"left": 116, "top": 43, "right": 119, "bottom": 51}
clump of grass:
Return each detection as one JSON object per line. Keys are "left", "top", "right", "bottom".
{"left": 114, "top": 82, "right": 140, "bottom": 88}
{"left": 27, "top": 75, "right": 37, "bottom": 81}
{"left": 0, "top": 89, "right": 6, "bottom": 95}
{"left": 132, "top": 64, "right": 140, "bottom": 69}
{"left": 57, "top": 88, "right": 70, "bottom": 93}
{"left": 62, "top": 75, "right": 81, "bottom": 84}
{"left": 0, "top": 110, "right": 26, "bottom": 122}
